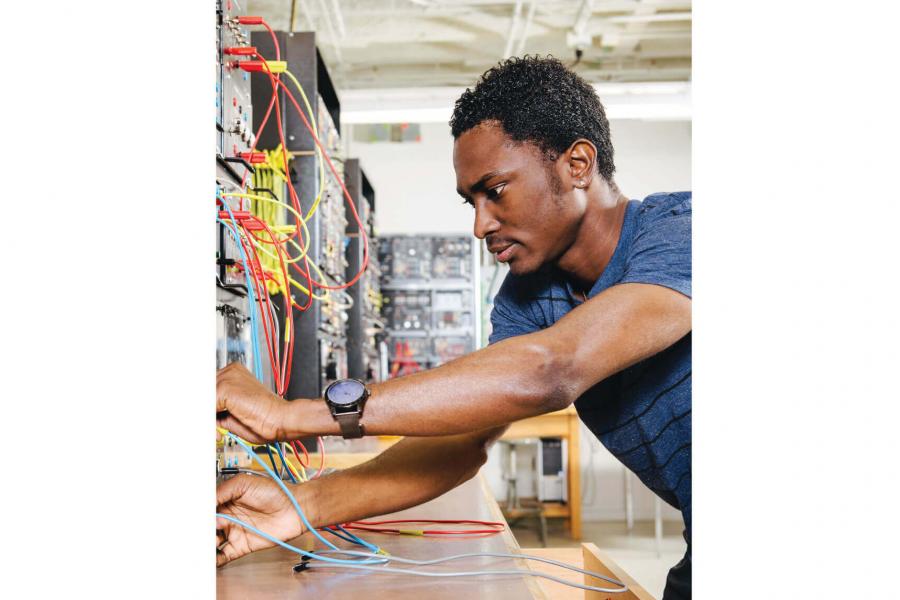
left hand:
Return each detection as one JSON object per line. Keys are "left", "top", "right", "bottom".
{"left": 217, "top": 362, "right": 293, "bottom": 443}
{"left": 216, "top": 474, "right": 306, "bottom": 566}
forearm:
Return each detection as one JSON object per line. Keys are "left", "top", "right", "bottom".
{"left": 295, "top": 429, "right": 504, "bottom": 529}
{"left": 282, "top": 336, "right": 564, "bottom": 438}
{"left": 279, "top": 283, "right": 690, "bottom": 440}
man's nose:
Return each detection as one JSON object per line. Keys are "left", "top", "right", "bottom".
{"left": 473, "top": 201, "right": 500, "bottom": 240}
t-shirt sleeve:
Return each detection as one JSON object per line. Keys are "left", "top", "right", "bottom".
{"left": 488, "top": 275, "right": 542, "bottom": 345}
{"left": 619, "top": 195, "right": 692, "bottom": 298}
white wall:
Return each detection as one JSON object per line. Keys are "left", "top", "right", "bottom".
{"left": 346, "top": 122, "right": 470, "bottom": 235}
{"left": 351, "top": 118, "right": 691, "bottom": 522}
{"left": 347, "top": 119, "right": 692, "bottom": 236}
{"left": 608, "top": 120, "right": 693, "bottom": 199}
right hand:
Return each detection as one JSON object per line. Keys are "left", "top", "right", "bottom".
{"left": 217, "top": 362, "right": 293, "bottom": 443}
{"left": 216, "top": 474, "right": 306, "bottom": 566}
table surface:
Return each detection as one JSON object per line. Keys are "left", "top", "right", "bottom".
{"left": 217, "top": 474, "right": 548, "bottom": 600}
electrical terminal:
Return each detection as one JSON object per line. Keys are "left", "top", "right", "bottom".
{"left": 239, "top": 151, "right": 267, "bottom": 164}
{"left": 224, "top": 46, "right": 257, "bottom": 56}
{"left": 238, "top": 60, "right": 288, "bottom": 74}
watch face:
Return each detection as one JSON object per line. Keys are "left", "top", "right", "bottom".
{"left": 327, "top": 379, "right": 365, "bottom": 406}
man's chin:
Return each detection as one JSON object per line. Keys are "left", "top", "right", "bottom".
{"left": 507, "top": 258, "right": 538, "bottom": 276}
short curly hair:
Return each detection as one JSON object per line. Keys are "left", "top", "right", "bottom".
{"left": 450, "top": 55, "right": 615, "bottom": 182}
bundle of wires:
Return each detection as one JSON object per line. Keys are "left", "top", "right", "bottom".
{"left": 217, "top": 430, "right": 628, "bottom": 594}
{"left": 218, "top": 30, "right": 372, "bottom": 394}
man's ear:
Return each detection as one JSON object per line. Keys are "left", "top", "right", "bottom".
{"left": 565, "top": 139, "right": 597, "bottom": 189}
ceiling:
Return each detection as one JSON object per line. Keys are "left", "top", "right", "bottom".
{"left": 246, "top": 0, "right": 692, "bottom": 90}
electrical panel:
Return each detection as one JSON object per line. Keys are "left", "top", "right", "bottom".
{"left": 216, "top": 14, "right": 381, "bottom": 475}
{"left": 215, "top": 0, "right": 273, "bottom": 395}
{"left": 248, "top": 30, "right": 380, "bottom": 401}
{"left": 315, "top": 94, "right": 350, "bottom": 383}
{"left": 379, "top": 235, "right": 480, "bottom": 373}
{"left": 345, "top": 159, "right": 387, "bottom": 382}
{"left": 216, "top": 0, "right": 254, "bottom": 181}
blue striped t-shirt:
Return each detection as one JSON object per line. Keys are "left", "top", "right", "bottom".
{"left": 489, "top": 192, "right": 692, "bottom": 541}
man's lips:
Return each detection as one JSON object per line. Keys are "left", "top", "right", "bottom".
{"left": 489, "top": 242, "right": 518, "bottom": 262}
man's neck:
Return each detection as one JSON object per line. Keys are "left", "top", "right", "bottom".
{"left": 555, "top": 181, "right": 629, "bottom": 292}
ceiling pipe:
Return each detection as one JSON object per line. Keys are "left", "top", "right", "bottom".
{"left": 502, "top": 0, "right": 524, "bottom": 58}
{"left": 515, "top": 0, "right": 538, "bottom": 56}
{"left": 314, "top": 0, "right": 344, "bottom": 63}
{"left": 328, "top": 0, "right": 347, "bottom": 39}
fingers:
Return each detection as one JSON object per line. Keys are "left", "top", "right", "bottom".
{"left": 216, "top": 473, "right": 254, "bottom": 506}
{"left": 217, "top": 414, "right": 266, "bottom": 444}
{"left": 217, "top": 541, "right": 244, "bottom": 567}
{"left": 216, "top": 362, "right": 245, "bottom": 411}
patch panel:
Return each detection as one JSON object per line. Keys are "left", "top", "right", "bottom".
{"left": 316, "top": 95, "right": 349, "bottom": 285}
{"left": 217, "top": 431, "right": 254, "bottom": 475}
{"left": 433, "top": 237, "right": 473, "bottom": 280}
{"left": 379, "top": 236, "right": 433, "bottom": 282}
{"left": 380, "top": 234, "right": 480, "bottom": 376}
{"left": 383, "top": 290, "right": 431, "bottom": 331}
{"left": 345, "top": 159, "right": 386, "bottom": 383}
{"left": 433, "top": 289, "right": 474, "bottom": 332}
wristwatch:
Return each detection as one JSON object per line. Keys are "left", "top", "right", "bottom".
{"left": 323, "top": 378, "right": 369, "bottom": 439}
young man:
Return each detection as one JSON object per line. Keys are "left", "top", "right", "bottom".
{"left": 216, "top": 56, "right": 692, "bottom": 598}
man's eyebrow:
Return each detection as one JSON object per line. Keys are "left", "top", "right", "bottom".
{"left": 456, "top": 170, "right": 508, "bottom": 198}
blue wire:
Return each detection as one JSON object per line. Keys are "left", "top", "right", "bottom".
{"left": 333, "top": 524, "right": 381, "bottom": 553}
{"left": 264, "top": 445, "right": 281, "bottom": 480}
{"left": 323, "top": 526, "right": 358, "bottom": 545}
{"left": 274, "top": 443, "right": 297, "bottom": 483}
{"left": 223, "top": 433, "right": 366, "bottom": 553}
{"left": 216, "top": 513, "right": 385, "bottom": 566}
{"left": 216, "top": 210, "right": 264, "bottom": 380}
{"left": 216, "top": 197, "right": 263, "bottom": 379}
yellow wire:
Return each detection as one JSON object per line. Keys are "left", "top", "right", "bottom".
{"left": 283, "top": 68, "right": 327, "bottom": 223}
{"left": 221, "top": 192, "right": 312, "bottom": 263}
{"left": 283, "top": 442, "right": 308, "bottom": 482}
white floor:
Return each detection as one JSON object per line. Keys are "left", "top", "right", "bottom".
{"left": 510, "top": 519, "right": 687, "bottom": 599}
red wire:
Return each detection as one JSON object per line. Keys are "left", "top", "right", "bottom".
{"left": 261, "top": 20, "right": 280, "bottom": 61}
{"left": 238, "top": 226, "right": 280, "bottom": 379}
{"left": 223, "top": 23, "right": 371, "bottom": 398}
{"left": 252, "top": 57, "right": 316, "bottom": 319}
{"left": 254, "top": 55, "right": 306, "bottom": 248}
{"left": 234, "top": 231, "right": 281, "bottom": 389}
{"left": 290, "top": 440, "right": 310, "bottom": 468}
{"left": 232, "top": 215, "right": 286, "bottom": 390}
{"left": 237, "top": 50, "right": 369, "bottom": 293}
{"left": 235, "top": 226, "right": 283, "bottom": 390}
{"left": 313, "top": 436, "right": 326, "bottom": 478}
{"left": 245, "top": 215, "right": 296, "bottom": 394}
{"left": 271, "top": 77, "right": 370, "bottom": 290}
{"left": 239, "top": 50, "right": 316, "bottom": 391}
{"left": 341, "top": 519, "right": 505, "bottom": 536}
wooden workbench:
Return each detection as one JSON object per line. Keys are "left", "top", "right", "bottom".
{"left": 217, "top": 474, "right": 548, "bottom": 599}
{"left": 248, "top": 406, "right": 584, "bottom": 542}
{"left": 501, "top": 406, "right": 582, "bottom": 538}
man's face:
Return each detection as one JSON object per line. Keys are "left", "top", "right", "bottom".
{"left": 453, "top": 122, "right": 585, "bottom": 275}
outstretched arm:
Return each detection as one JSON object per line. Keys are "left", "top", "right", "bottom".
{"left": 217, "top": 426, "right": 506, "bottom": 565}
{"left": 217, "top": 282, "right": 691, "bottom": 441}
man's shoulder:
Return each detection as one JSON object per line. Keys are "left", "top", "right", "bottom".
{"left": 639, "top": 192, "right": 692, "bottom": 221}
{"left": 636, "top": 191, "right": 692, "bottom": 221}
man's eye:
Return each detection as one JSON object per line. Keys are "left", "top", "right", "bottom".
{"left": 487, "top": 184, "right": 506, "bottom": 200}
